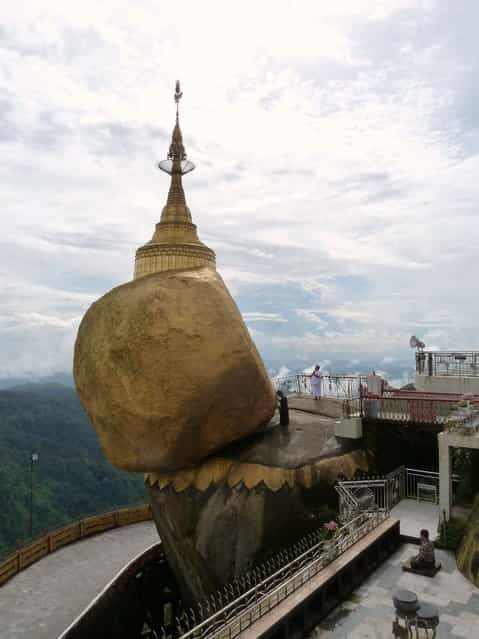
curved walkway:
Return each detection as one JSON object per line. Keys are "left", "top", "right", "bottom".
{"left": 0, "top": 521, "right": 158, "bottom": 639}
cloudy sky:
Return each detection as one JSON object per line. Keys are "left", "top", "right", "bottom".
{"left": 1, "top": 0, "right": 479, "bottom": 380}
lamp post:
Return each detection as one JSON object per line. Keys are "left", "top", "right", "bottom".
{"left": 29, "top": 453, "right": 39, "bottom": 538}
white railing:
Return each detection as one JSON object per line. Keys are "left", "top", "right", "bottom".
{"left": 335, "top": 482, "right": 361, "bottom": 522}
{"left": 171, "top": 511, "right": 388, "bottom": 639}
{"left": 338, "top": 466, "right": 460, "bottom": 512}
{"left": 403, "top": 467, "right": 439, "bottom": 503}
{"left": 272, "top": 374, "right": 366, "bottom": 401}
{"left": 336, "top": 478, "right": 391, "bottom": 519}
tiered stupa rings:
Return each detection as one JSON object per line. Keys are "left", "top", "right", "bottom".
{"left": 134, "top": 81, "right": 216, "bottom": 279}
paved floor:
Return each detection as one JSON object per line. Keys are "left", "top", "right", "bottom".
{"left": 391, "top": 499, "right": 439, "bottom": 538}
{"left": 308, "top": 543, "right": 479, "bottom": 638}
{"left": 0, "top": 521, "right": 158, "bottom": 639}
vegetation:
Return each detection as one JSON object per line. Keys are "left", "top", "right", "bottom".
{"left": 436, "top": 517, "right": 467, "bottom": 551}
{"left": 453, "top": 448, "right": 479, "bottom": 505}
{"left": 0, "top": 383, "right": 146, "bottom": 558}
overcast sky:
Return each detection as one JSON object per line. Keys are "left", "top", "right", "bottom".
{"left": 1, "top": 1, "right": 479, "bottom": 379}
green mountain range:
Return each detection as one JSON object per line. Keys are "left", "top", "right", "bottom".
{"left": 0, "top": 383, "right": 146, "bottom": 558}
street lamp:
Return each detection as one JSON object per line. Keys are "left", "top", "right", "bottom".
{"left": 29, "top": 453, "right": 39, "bottom": 538}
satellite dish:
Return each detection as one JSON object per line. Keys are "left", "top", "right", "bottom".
{"left": 409, "top": 335, "right": 425, "bottom": 350}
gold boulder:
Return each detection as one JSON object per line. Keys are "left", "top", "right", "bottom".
{"left": 74, "top": 267, "right": 276, "bottom": 472}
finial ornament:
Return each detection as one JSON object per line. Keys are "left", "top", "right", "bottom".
{"left": 134, "top": 80, "right": 216, "bottom": 278}
{"left": 174, "top": 80, "right": 183, "bottom": 117}
{"left": 159, "top": 80, "right": 195, "bottom": 175}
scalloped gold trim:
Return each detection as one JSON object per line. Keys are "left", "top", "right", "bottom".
{"left": 144, "top": 450, "right": 368, "bottom": 493}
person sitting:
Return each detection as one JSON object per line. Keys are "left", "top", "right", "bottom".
{"left": 411, "top": 529, "right": 435, "bottom": 569}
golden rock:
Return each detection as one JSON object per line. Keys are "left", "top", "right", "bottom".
{"left": 73, "top": 266, "right": 276, "bottom": 472}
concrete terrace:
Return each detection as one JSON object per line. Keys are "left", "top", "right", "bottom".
{"left": 307, "top": 543, "right": 479, "bottom": 638}
{"left": 391, "top": 500, "right": 439, "bottom": 539}
{"left": 0, "top": 521, "right": 158, "bottom": 639}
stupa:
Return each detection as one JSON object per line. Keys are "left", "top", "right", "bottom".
{"left": 134, "top": 81, "right": 215, "bottom": 278}
{"left": 74, "top": 84, "right": 368, "bottom": 607}
{"left": 74, "top": 82, "right": 276, "bottom": 473}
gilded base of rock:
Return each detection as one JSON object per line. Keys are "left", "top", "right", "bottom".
{"left": 146, "top": 412, "right": 370, "bottom": 604}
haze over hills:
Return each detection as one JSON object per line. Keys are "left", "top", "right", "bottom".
{"left": 0, "top": 372, "right": 74, "bottom": 391}
{"left": 0, "top": 354, "right": 415, "bottom": 391}
{"left": 0, "top": 382, "right": 145, "bottom": 558}
{"left": 0, "top": 354, "right": 414, "bottom": 557}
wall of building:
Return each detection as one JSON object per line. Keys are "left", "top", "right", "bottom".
{"left": 415, "top": 374, "right": 479, "bottom": 395}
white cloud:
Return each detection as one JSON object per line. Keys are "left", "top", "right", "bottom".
{"left": 2, "top": 2, "right": 479, "bottom": 376}
{"left": 295, "top": 309, "right": 328, "bottom": 329}
{"left": 242, "top": 312, "right": 288, "bottom": 323}
{"left": 276, "top": 365, "right": 291, "bottom": 378}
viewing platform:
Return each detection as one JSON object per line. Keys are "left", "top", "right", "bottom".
{"left": 0, "top": 518, "right": 157, "bottom": 639}
{"left": 416, "top": 350, "right": 479, "bottom": 395}
{"left": 309, "top": 542, "right": 479, "bottom": 638}
{"left": 2, "top": 393, "right": 476, "bottom": 639}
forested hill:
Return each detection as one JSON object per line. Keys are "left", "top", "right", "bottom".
{"left": 0, "top": 383, "right": 146, "bottom": 557}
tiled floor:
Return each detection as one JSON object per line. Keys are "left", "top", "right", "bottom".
{"left": 307, "top": 543, "right": 479, "bottom": 638}
{"left": 391, "top": 500, "right": 439, "bottom": 539}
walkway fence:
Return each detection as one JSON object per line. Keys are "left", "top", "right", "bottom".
{"left": 273, "top": 372, "right": 479, "bottom": 426}
{"left": 363, "top": 389, "right": 479, "bottom": 424}
{"left": 336, "top": 466, "right": 461, "bottom": 519}
{"left": 0, "top": 503, "right": 152, "bottom": 588}
{"left": 163, "top": 511, "right": 388, "bottom": 639}
{"left": 273, "top": 374, "right": 366, "bottom": 400}
{"left": 416, "top": 350, "right": 479, "bottom": 378}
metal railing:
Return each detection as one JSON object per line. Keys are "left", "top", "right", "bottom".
{"left": 273, "top": 375, "right": 479, "bottom": 426}
{"left": 0, "top": 503, "right": 152, "bottom": 588}
{"left": 416, "top": 351, "right": 479, "bottom": 377}
{"left": 404, "top": 468, "right": 439, "bottom": 504}
{"left": 272, "top": 374, "right": 366, "bottom": 400}
{"left": 362, "top": 390, "right": 479, "bottom": 424}
{"left": 167, "top": 510, "right": 388, "bottom": 639}
{"left": 401, "top": 467, "right": 462, "bottom": 504}
{"left": 337, "top": 466, "right": 460, "bottom": 513}
{"left": 336, "top": 479, "right": 390, "bottom": 518}
{"left": 335, "top": 482, "right": 362, "bottom": 522}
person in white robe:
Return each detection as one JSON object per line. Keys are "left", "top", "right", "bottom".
{"left": 310, "top": 365, "right": 322, "bottom": 400}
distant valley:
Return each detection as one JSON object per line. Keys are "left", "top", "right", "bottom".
{"left": 0, "top": 382, "right": 145, "bottom": 558}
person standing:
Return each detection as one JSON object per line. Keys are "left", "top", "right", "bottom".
{"left": 310, "top": 365, "right": 322, "bottom": 400}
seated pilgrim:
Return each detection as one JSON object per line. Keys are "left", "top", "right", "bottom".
{"left": 411, "top": 529, "right": 435, "bottom": 569}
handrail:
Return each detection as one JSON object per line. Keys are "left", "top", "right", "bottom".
{"left": 0, "top": 503, "right": 152, "bottom": 588}
{"left": 416, "top": 350, "right": 479, "bottom": 377}
{"left": 361, "top": 393, "right": 470, "bottom": 424}
{"left": 339, "top": 466, "right": 462, "bottom": 510}
{"left": 175, "top": 511, "right": 388, "bottom": 639}
{"left": 272, "top": 373, "right": 365, "bottom": 400}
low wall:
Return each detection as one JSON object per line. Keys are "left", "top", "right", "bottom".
{"left": 416, "top": 374, "right": 479, "bottom": 395}
{"left": 287, "top": 394, "right": 344, "bottom": 418}
{"left": 0, "top": 503, "right": 152, "bottom": 588}
{"left": 239, "top": 518, "right": 401, "bottom": 639}
{"left": 335, "top": 417, "right": 363, "bottom": 439}
{"left": 59, "top": 541, "right": 164, "bottom": 639}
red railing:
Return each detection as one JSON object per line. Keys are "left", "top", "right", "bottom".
{"left": 361, "top": 388, "right": 479, "bottom": 424}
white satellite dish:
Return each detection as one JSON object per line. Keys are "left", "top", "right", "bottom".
{"left": 409, "top": 335, "right": 425, "bottom": 350}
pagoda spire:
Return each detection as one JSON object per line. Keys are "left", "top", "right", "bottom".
{"left": 134, "top": 82, "right": 216, "bottom": 279}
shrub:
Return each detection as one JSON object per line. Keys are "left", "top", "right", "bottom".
{"left": 436, "top": 518, "right": 467, "bottom": 551}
